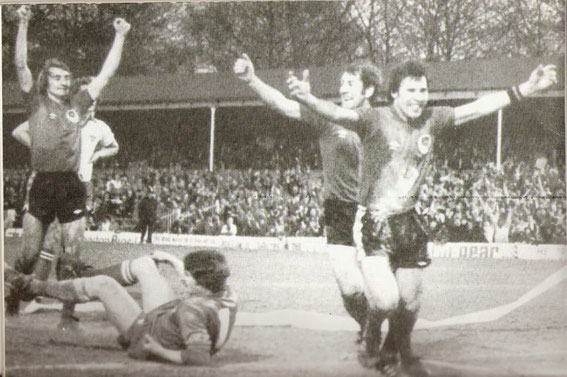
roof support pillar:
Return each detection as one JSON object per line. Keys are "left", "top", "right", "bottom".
{"left": 209, "top": 105, "right": 216, "bottom": 172}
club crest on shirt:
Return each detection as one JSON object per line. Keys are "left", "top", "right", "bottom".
{"left": 417, "top": 134, "right": 432, "bottom": 155}
{"left": 66, "top": 109, "right": 80, "bottom": 124}
{"left": 388, "top": 141, "right": 401, "bottom": 151}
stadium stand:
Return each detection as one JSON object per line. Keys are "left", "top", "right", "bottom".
{"left": 3, "top": 56, "right": 564, "bottom": 243}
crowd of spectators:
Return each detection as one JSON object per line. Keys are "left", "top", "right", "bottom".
{"left": 3, "top": 109, "right": 565, "bottom": 244}
{"left": 4, "top": 149, "right": 565, "bottom": 244}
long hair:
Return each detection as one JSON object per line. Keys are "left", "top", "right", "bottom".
{"left": 35, "top": 58, "right": 72, "bottom": 98}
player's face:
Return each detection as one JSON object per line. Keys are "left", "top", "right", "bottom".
{"left": 46, "top": 67, "right": 71, "bottom": 99}
{"left": 391, "top": 76, "right": 429, "bottom": 119}
{"left": 339, "top": 72, "right": 368, "bottom": 110}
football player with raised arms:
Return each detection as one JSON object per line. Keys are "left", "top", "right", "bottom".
{"left": 9, "top": 5, "right": 130, "bottom": 332}
{"left": 234, "top": 53, "right": 382, "bottom": 346}
{"left": 288, "top": 60, "right": 557, "bottom": 376}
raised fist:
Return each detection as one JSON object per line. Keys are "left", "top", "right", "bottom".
{"left": 526, "top": 64, "right": 557, "bottom": 92}
{"left": 113, "top": 18, "right": 131, "bottom": 35}
{"left": 233, "top": 53, "right": 255, "bottom": 83}
{"left": 16, "top": 5, "right": 32, "bottom": 23}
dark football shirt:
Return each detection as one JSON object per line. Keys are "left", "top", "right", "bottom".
{"left": 27, "top": 89, "right": 93, "bottom": 172}
{"left": 300, "top": 105, "right": 361, "bottom": 203}
{"left": 141, "top": 286, "right": 237, "bottom": 360}
{"left": 351, "top": 105, "right": 455, "bottom": 215}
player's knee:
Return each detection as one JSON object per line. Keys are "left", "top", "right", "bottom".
{"left": 361, "top": 256, "right": 399, "bottom": 312}
{"left": 62, "top": 221, "right": 85, "bottom": 244}
{"left": 329, "top": 245, "right": 363, "bottom": 294}
{"left": 130, "top": 256, "right": 159, "bottom": 278}
{"left": 89, "top": 275, "right": 122, "bottom": 297}
{"left": 334, "top": 266, "right": 364, "bottom": 296}
{"left": 396, "top": 268, "right": 423, "bottom": 311}
{"left": 364, "top": 276, "right": 399, "bottom": 312}
{"left": 368, "top": 287, "right": 399, "bottom": 313}
{"left": 399, "top": 285, "right": 422, "bottom": 312}
{"left": 337, "top": 274, "right": 364, "bottom": 296}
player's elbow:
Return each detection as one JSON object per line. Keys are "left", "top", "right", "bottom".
{"left": 17, "top": 80, "right": 33, "bottom": 94}
{"left": 110, "top": 144, "right": 119, "bottom": 156}
{"left": 87, "top": 78, "right": 109, "bottom": 100}
{"left": 271, "top": 101, "right": 301, "bottom": 120}
{"left": 12, "top": 130, "right": 27, "bottom": 145}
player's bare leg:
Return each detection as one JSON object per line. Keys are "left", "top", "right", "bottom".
{"left": 16, "top": 213, "right": 49, "bottom": 275}
{"left": 358, "top": 255, "right": 399, "bottom": 370}
{"left": 69, "top": 253, "right": 177, "bottom": 313}
{"left": 57, "top": 217, "right": 87, "bottom": 331}
{"left": 382, "top": 268, "right": 428, "bottom": 377}
{"left": 328, "top": 245, "right": 368, "bottom": 334}
{"left": 5, "top": 264, "right": 141, "bottom": 334}
{"left": 8, "top": 213, "right": 49, "bottom": 315}
{"left": 34, "top": 219, "right": 62, "bottom": 280}
{"left": 129, "top": 256, "right": 176, "bottom": 312}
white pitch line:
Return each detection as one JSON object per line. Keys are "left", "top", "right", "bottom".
{"left": 22, "top": 266, "right": 567, "bottom": 332}
{"left": 7, "top": 362, "right": 130, "bottom": 371}
{"left": 416, "top": 264, "right": 567, "bottom": 329}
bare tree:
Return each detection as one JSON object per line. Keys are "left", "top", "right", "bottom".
{"left": 345, "top": 0, "right": 408, "bottom": 64}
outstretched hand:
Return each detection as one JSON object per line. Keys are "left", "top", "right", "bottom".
{"left": 287, "top": 69, "right": 311, "bottom": 103}
{"left": 16, "top": 5, "right": 32, "bottom": 23}
{"left": 114, "top": 18, "right": 131, "bottom": 35}
{"left": 233, "top": 53, "right": 255, "bottom": 82}
{"left": 525, "top": 64, "right": 558, "bottom": 93}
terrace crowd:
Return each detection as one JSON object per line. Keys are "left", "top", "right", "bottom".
{"left": 4, "top": 136, "right": 565, "bottom": 244}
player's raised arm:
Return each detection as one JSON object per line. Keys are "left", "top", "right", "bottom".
{"left": 12, "top": 121, "right": 31, "bottom": 148}
{"left": 234, "top": 53, "right": 301, "bottom": 119}
{"left": 14, "top": 5, "right": 33, "bottom": 93}
{"left": 87, "top": 18, "right": 131, "bottom": 100}
{"left": 453, "top": 64, "right": 557, "bottom": 126}
{"left": 288, "top": 70, "right": 360, "bottom": 125}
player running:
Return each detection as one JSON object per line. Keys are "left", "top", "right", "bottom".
{"left": 233, "top": 53, "right": 381, "bottom": 342}
{"left": 9, "top": 5, "right": 129, "bottom": 329}
{"left": 288, "top": 60, "right": 557, "bottom": 376}
{"left": 5, "top": 249, "right": 238, "bottom": 365}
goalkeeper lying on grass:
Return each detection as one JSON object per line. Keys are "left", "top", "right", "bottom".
{"left": 5, "top": 249, "right": 237, "bottom": 365}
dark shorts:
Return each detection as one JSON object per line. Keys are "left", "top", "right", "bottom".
{"left": 361, "top": 209, "right": 430, "bottom": 269}
{"left": 29, "top": 172, "right": 87, "bottom": 224}
{"left": 323, "top": 199, "right": 358, "bottom": 246}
